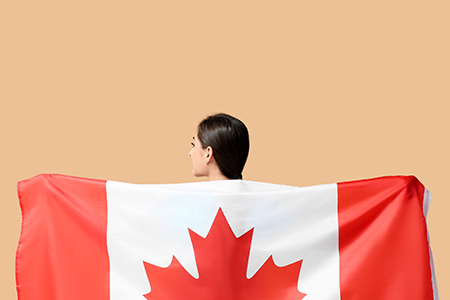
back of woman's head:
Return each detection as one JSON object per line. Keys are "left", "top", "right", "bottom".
{"left": 197, "top": 113, "right": 249, "bottom": 179}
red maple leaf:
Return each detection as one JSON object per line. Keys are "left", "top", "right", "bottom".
{"left": 143, "top": 208, "right": 306, "bottom": 300}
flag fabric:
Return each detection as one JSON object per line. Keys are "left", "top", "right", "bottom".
{"left": 16, "top": 174, "right": 438, "bottom": 300}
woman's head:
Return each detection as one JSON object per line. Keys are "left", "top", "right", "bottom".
{"left": 189, "top": 113, "right": 249, "bottom": 180}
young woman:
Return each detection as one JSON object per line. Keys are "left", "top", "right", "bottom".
{"left": 189, "top": 113, "right": 250, "bottom": 181}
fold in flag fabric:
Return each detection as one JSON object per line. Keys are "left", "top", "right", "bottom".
{"left": 16, "top": 174, "right": 438, "bottom": 300}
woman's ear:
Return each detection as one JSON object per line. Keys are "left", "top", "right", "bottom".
{"left": 205, "top": 146, "right": 214, "bottom": 163}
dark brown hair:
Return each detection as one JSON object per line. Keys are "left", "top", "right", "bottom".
{"left": 197, "top": 113, "right": 249, "bottom": 179}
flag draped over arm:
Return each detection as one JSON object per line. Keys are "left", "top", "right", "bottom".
{"left": 16, "top": 174, "right": 438, "bottom": 300}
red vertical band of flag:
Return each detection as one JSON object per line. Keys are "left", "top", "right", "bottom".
{"left": 16, "top": 174, "right": 109, "bottom": 300}
{"left": 338, "top": 176, "right": 434, "bottom": 299}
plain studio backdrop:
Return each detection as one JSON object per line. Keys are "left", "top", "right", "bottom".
{"left": 1, "top": 1, "right": 448, "bottom": 299}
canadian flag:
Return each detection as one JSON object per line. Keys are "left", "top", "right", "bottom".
{"left": 16, "top": 174, "right": 438, "bottom": 300}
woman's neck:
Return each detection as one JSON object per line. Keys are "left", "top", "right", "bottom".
{"left": 207, "top": 170, "right": 229, "bottom": 181}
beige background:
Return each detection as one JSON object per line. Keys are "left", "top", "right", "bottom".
{"left": 1, "top": 1, "right": 448, "bottom": 299}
